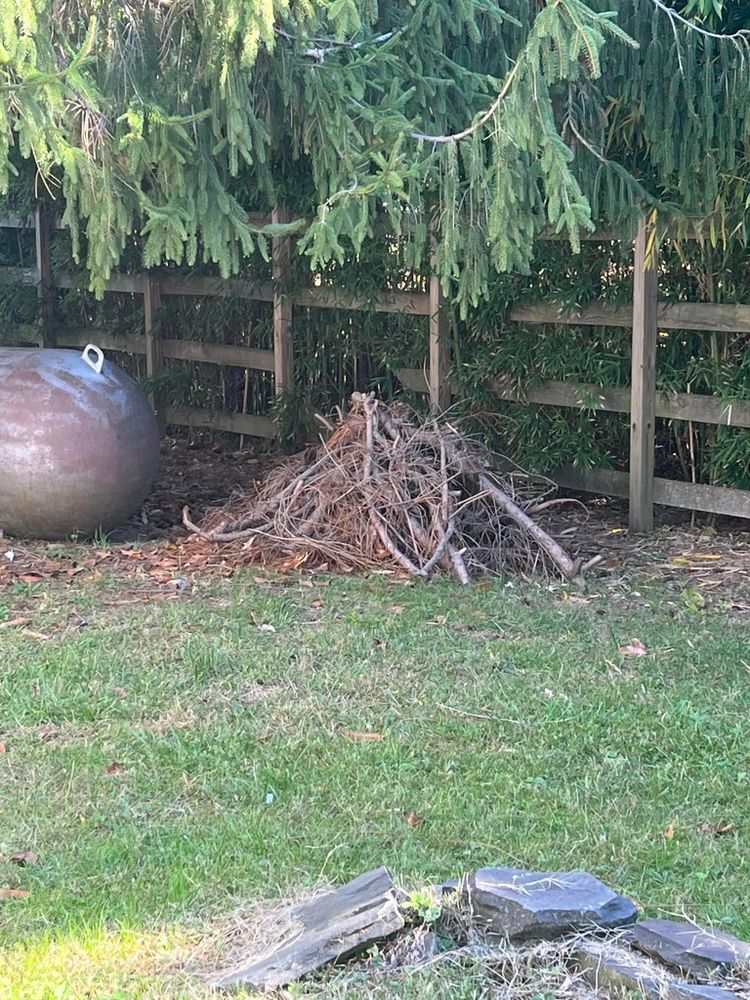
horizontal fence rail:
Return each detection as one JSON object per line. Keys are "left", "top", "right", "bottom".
{"left": 397, "top": 370, "right": 750, "bottom": 430}
{"left": 2, "top": 213, "right": 750, "bottom": 525}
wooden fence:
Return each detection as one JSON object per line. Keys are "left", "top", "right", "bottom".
{"left": 2, "top": 211, "right": 750, "bottom": 529}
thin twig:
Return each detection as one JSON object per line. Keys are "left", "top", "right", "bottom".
{"left": 411, "top": 58, "right": 523, "bottom": 144}
{"left": 649, "top": 0, "right": 750, "bottom": 43}
{"left": 182, "top": 506, "right": 273, "bottom": 542}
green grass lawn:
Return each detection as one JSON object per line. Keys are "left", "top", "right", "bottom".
{"left": 0, "top": 568, "right": 749, "bottom": 998}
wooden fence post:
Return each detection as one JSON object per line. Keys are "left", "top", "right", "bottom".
{"left": 143, "top": 273, "right": 166, "bottom": 433}
{"left": 429, "top": 239, "right": 451, "bottom": 411}
{"left": 34, "top": 209, "right": 55, "bottom": 347}
{"left": 629, "top": 217, "right": 659, "bottom": 532}
{"left": 272, "top": 205, "right": 293, "bottom": 395}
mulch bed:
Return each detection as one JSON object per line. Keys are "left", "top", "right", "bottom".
{"left": 1, "top": 433, "right": 749, "bottom": 605}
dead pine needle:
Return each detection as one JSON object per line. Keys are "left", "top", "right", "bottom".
{"left": 182, "top": 394, "right": 582, "bottom": 582}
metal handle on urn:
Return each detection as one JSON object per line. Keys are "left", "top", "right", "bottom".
{"left": 81, "top": 343, "right": 105, "bottom": 375}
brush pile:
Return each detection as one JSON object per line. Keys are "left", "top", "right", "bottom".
{"left": 183, "top": 394, "right": 581, "bottom": 581}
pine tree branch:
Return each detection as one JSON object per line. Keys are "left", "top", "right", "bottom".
{"left": 275, "top": 27, "right": 395, "bottom": 63}
{"left": 410, "top": 58, "right": 523, "bottom": 144}
{"left": 649, "top": 0, "right": 750, "bottom": 43}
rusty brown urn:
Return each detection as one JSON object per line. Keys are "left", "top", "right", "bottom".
{"left": 0, "top": 345, "right": 160, "bottom": 539}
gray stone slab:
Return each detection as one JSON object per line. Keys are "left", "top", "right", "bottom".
{"left": 577, "top": 940, "right": 739, "bottom": 1000}
{"left": 671, "top": 985, "right": 743, "bottom": 1000}
{"left": 213, "top": 867, "right": 404, "bottom": 990}
{"left": 632, "top": 919, "right": 750, "bottom": 979}
{"left": 460, "top": 867, "right": 637, "bottom": 942}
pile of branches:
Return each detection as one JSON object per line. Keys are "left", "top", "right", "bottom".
{"left": 183, "top": 394, "right": 582, "bottom": 582}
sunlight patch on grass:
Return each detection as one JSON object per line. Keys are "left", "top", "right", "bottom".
{"left": 0, "top": 925, "right": 201, "bottom": 1000}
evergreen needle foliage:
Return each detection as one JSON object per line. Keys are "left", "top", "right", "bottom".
{"left": 1, "top": 1, "right": 750, "bottom": 308}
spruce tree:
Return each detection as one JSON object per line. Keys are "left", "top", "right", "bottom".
{"left": 1, "top": 0, "right": 749, "bottom": 309}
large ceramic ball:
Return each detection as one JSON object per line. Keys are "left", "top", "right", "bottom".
{"left": 0, "top": 347, "right": 160, "bottom": 539}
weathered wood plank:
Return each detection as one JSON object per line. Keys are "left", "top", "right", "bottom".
{"left": 51, "top": 265, "right": 427, "bottom": 315}
{"left": 657, "top": 301, "right": 750, "bottom": 333}
{"left": 429, "top": 238, "right": 451, "bottom": 411}
{"left": 55, "top": 329, "right": 146, "bottom": 355}
{"left": 160, "top": 274, "right": 275, "bottom": 302}
{"left": 55, "top": 330, "right": 274, "bottom": 372}
{"left": 53, "top": 270, "right": 145, "bottom": 294}
{"left": 34, "top": 209, "right": 55, "bottom": 347}
{"left": 509, "top": 302, "right": 633, "bottom": 328}
{"left": 397, "top": 370, "right": 750, "bottom": 430}
{"left": 629, "top": 219, "right": 659, "bottom": 532}
{"left": 12, "top": 263, "right": 750, "bottom": 332}
{"left": 0, "top": 213, "right": 271, "bottom": 232}
{"left": 160, "top": 340, "right": 275, "bottom": 371}
{"left": 490, "top": 379, "right": 750, "bottom": 430}
{"left": 3, "top": 323, "right": 44, "bottom": 344}
{"left": 509, "top": 299, "right": 750, "bottom": 333}
{"left": 655, "top": 390, "right": 750, "bottom": 428}
{"left": 552, "top": 466, "right": 750, "bottom": 520}
{"left": 272, "top": 205, "right": 294, "bottom": 395}
{"left": 0, "top": 213, "right": 36, "bottom": 229}
{"left": 396, "top": 367, "right": 430, "bottom": 393}
{"left": 165, "top": 405, "right": 275, "bottom": 439}
{"left": 143, "top": 274, "right": 165, "bottom": 433}
{"left": 490, "top": 377, "right": 630, "bottom": 414}
{"left": 0, "top": 265, "right": 40, "bottom": 286}
{"left": 295, "top": 286, "right": 430, "bottom": 315}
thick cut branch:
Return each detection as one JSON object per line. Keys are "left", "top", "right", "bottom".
{"left": 477, "top": 474, "right": 581, "bottom": 580}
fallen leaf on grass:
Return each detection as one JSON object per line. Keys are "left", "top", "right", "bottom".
{"left": 105, "top": 762, "right": 126, "bottom": 775}
{"left": 0, "top": 888, "right": 30, "bottom": 900}
{"left": 389, "top": 605, "right": 406, "bottom": 614}
{"left": 9, "top": 851, "right": 38, "bottom": 867}
{"left": 407, "top": 811, "right": 423, "bottom": 828}
{"left": 700, "top": 821, "right": 738, "bottom": 837}
{"left": 619, "top": 638, "right": 647, "bottom": 657}
{"left": 0, "top": 617, "right": 30, "bottom": 630}
{"left": 18, "top": 574, "right": 45, "bottom": 585}
{"left": 342, "top": 730, "right": 383, "bottom": 743}
{"left": 664, "top": 823, "right": 676, "bottom": 840}
{"left": 562, "top": 593, "right": 591, "bottom": 605}
{"left": 0, "top": 742, "right": 6, "bottom": 754}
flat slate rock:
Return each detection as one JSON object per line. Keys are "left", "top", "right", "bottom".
{"left": 631, "top": 919, "right": 750, "bottom": 979}
{"left": 577, "top": 940, "right": 740, "bottom": 1000}
{"left": 453, "top": 867, "right": 638, "bottom": 942}
{"left": 213, "top": 866, "right": 404, "bottom": 990}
